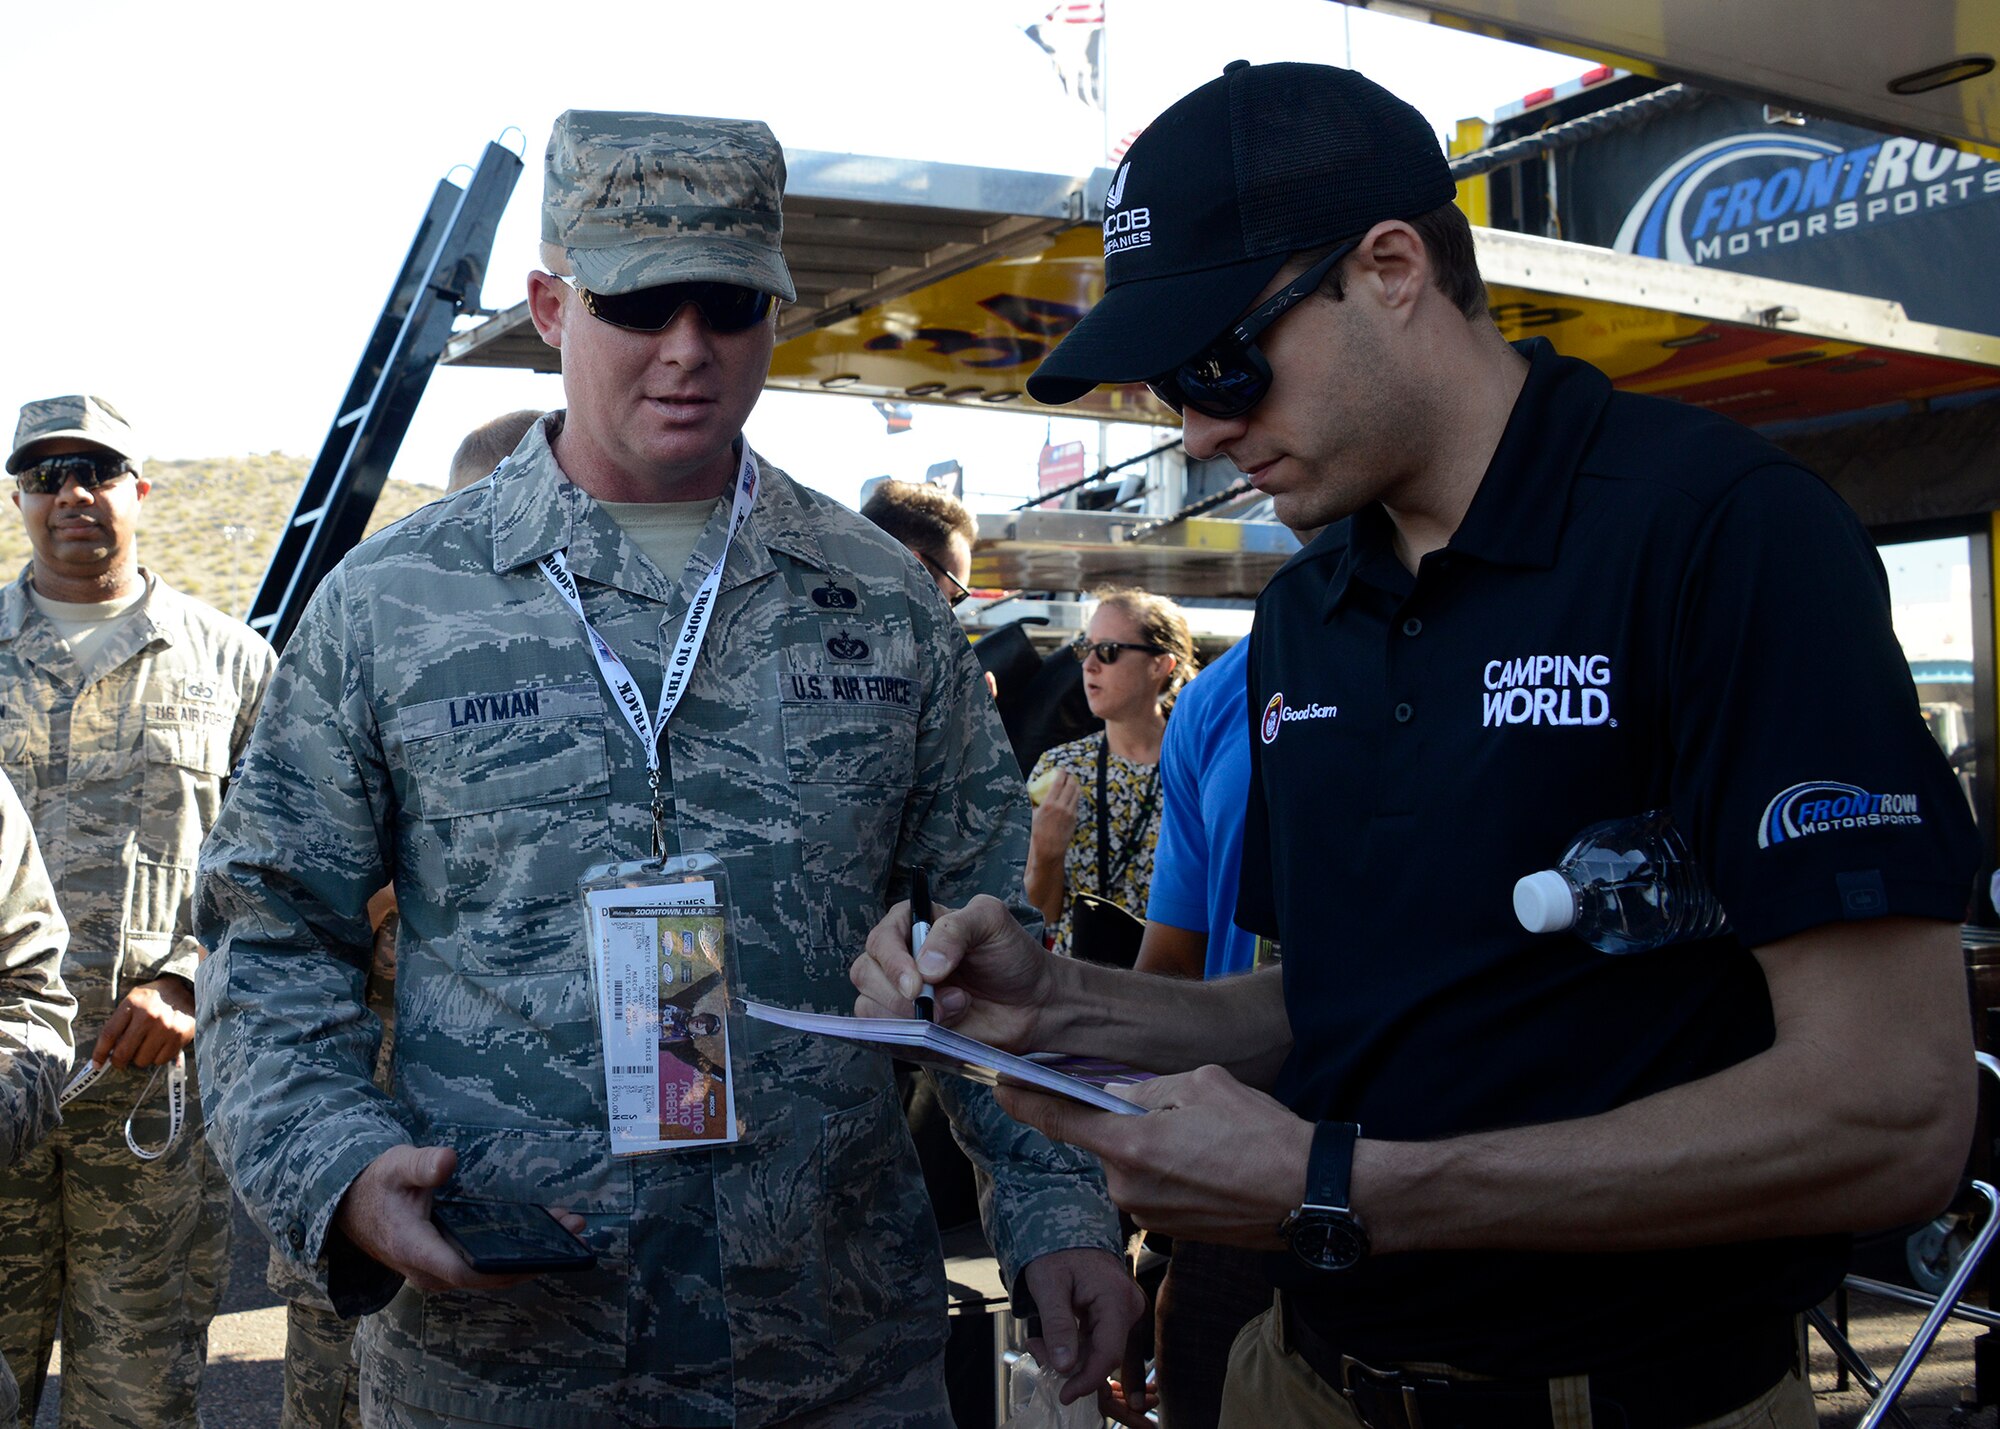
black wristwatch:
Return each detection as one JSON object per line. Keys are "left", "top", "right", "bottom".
{"left": 1279, "top": 1121, "right": 1369, "bottom": 1272}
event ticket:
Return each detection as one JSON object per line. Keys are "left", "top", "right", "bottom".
{"left": 585, "top": 881, "right": 740, "bottom": 1155}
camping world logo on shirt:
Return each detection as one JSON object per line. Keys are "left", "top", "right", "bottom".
{"left": 1481, "top": 654, "right": 1614, "bottom": 727}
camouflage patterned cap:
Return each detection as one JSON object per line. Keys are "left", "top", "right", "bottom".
{"left": 8, "top": 394, "right": 141, "bottom": 474}
{"left": 543, "top": 110, "right": 797, "bottom": 301}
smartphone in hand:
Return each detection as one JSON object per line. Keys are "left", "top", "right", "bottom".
{"left": 430, "top": 1197, "right": 596, "bottom": 1274}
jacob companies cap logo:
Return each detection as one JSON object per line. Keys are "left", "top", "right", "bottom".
{"left": 1105, "top": 161, "right": 1131, "bottom": 209}
{"left": 1101, "top": 161, "right": 1150, "bottom": 256}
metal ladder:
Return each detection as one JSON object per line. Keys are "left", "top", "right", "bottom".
{"left": 246, "top": 138, "right": 522, "bottom": 651}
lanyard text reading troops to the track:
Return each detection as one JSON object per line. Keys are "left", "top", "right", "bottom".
{"left": 59, "top": 1052, "right": 186, "bottom": 1161}
{"left": 538, "top": 448, "right": 759, "bottom": 856}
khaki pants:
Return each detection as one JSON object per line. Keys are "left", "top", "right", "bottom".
{"left": 1219, "top": 1306, "right": 1818, "bottom": 1429}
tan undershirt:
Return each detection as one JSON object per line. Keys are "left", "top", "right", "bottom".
{"left": 598, "top": 498, "right": 719, "bottom": 584}
{"left": 28, "top": 583, "right": 149, "bottom": 665}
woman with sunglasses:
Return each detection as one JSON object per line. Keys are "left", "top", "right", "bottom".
{"left": 1025, "top": 588, "right": 1197, "bottom": 963}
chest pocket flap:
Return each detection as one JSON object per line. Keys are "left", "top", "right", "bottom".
{"left": 0, "top": 720, "right": 31, "bottom": 765}
{"left": 143, "top": 711, "right": 232, "bottom": 775}
{"left": 398, "top": 685, "right": 610, "bottom": 819}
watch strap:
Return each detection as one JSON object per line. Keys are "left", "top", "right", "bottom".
{"left": 1305, "top": 1120, "right": 1359, "bottom": 1211}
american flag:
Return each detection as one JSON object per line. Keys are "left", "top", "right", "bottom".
{"left": 1022, "top": 2, "right": 1105, "bottom": 110}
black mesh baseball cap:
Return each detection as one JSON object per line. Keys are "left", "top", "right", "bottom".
{"left": 1028, "top": 61, "right": 1457, "bottom": 406}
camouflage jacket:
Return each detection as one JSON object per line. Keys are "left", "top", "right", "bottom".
{"left": 0, "top": 571, "right": 272, "bottom": 1055}
{"left": 196, "top": 422, "right": 1118, "bottom": 1428}
{"left": 0, "top": 766, "right": 73, "bottom": 1168}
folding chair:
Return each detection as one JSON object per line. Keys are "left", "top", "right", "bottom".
{"left": 1806, "top": 1050, "right": 2000, "bottom": 1429}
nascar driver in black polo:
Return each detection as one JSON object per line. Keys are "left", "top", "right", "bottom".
{"left": 853, "top": 61, "right": 1979, "bottom": 1429}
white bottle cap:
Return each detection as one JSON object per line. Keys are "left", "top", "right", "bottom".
{"left": 1514, "top": 870, "right": 1578, "bottom": 934}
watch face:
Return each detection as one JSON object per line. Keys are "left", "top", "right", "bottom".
{"left": 1289, "top": 1211, "right": 1369, "bottom": 1272}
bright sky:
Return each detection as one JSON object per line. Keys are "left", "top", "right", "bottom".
{"left": 1, "top": 0, "right": 1587, "bottom": 513}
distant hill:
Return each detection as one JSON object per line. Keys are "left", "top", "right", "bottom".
{"left": 0, "top": 454, "right": 443, "bottom": 620}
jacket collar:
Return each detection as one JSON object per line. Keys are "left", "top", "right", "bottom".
{"left": 489, "top": 413, "right": 829, "bottom": 604}
{"left": 0, "top": 568, "right": 175, "bottom": 690}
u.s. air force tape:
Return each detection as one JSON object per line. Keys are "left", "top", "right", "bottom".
{"left": 58, "top": 1051, "right": 187, "bottom": 1162}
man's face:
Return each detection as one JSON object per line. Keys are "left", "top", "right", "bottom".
{"left": 11, "top": 437, "right": 150, "bottom": 591}
{"left": 529, "top": 273, "right": 775, "bottom": 495}
{"left": 1177, "top": 245, "right": 1420, "bottom": 531}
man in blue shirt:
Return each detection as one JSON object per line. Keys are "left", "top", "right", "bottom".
{"left": 1138, "top": 637, "right": 1259, "bottom": 982}
{"left": 1135, "top": 633, "right": 1267, "bottom": 1429}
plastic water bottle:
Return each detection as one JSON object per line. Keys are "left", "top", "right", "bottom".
{"left": 1513, "top": 810, "right": 1730, "bottom": 955}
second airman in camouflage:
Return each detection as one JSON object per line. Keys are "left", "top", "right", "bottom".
{"left": 0, "top": 395, "right": 276, "bottom": 1428}
{"left": 196, "top": 111, "right": 1137, "bottom": 1428}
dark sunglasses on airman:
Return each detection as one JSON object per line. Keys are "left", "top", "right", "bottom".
{"left": 14, "top": 453, "right": 137, "bottom": 496}
{"left": 1071, "top": 637, "right": 1166, "bottom": 665}
{"left": 577, "top": 281, "right": 776, "bottom": 335}
{"left": 1146, "top": 237, "right": 1359, "bottom": 420}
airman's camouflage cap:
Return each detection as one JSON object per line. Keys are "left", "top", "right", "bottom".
{"left": 543, "top": 110, "right": 796, "bottom": 301}
{"left": 8, "top": 394, "right": 141, "bottom": 474}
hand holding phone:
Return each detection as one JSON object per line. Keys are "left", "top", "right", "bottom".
{"left": 430, "top": 1197, "right": 597, "bottom": 1275}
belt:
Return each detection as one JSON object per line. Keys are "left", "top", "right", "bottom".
{"left": 1279, "top": 1294, "right": 1788, "bottom": 1429}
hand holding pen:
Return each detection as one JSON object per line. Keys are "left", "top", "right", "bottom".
{"left": 911, "top": 866, "right": 936, "bottom": 1021}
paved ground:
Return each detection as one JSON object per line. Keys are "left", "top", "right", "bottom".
{"left": 1813, "top": 1286, "right": 1997, "bottom": 1427}
{"left": 17, "top": 1202, "right": 2000, "bottom": 1426}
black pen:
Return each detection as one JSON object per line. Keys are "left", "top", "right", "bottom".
{"left": 911, "top": 866, "right": 936, "bottom": 1022}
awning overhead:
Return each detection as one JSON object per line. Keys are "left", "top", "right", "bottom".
{"left": 1478, "top": 227, "right": 2000, "bottom": 426}
{"left": 444, "top": 156, "right": 2000, "bottom": 432}
{"left": 443, "top": 151, "right": 1102, "bottom": 390}
{"left": 1346, "top": 0, "right": 2000, "bottom": 154}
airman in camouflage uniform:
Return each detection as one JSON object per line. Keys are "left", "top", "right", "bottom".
{"left": 0, "top": 769, "right": 73, "bottom": 1425}
{"left": 196, "top": 111, "right": 1134, "bottom": 1429}
{"left": 266, "top": 888, "right": 397, "bottom": 1429}
{"left": 0, "top": 395, "right": 277, "bottom": 1428}
{"left": 270, "top": 419, "right": 540, "bottom": 1429}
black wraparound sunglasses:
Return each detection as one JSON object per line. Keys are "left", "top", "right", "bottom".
{"left": 578, "top": 281, "right": 776, "bottom": 335}
{"left": 1071, "top": 637, "right": 1166, "bottom": 665}
{"left": 1146, "top": 237, "right": 1359, "bottom": 420}
{"left": 14, "top": 453, "right": 137, "bottom": 496}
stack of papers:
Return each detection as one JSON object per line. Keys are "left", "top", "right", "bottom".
{"left": 741, "top": 1001, "right": 1150, "bottom": 1116}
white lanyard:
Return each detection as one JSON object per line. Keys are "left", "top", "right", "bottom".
{"left": 538, "top": 448, "right": 758, "bottom": 854}
{"left": 58, "top": 1053, "right": 186, "bottom": 1161}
